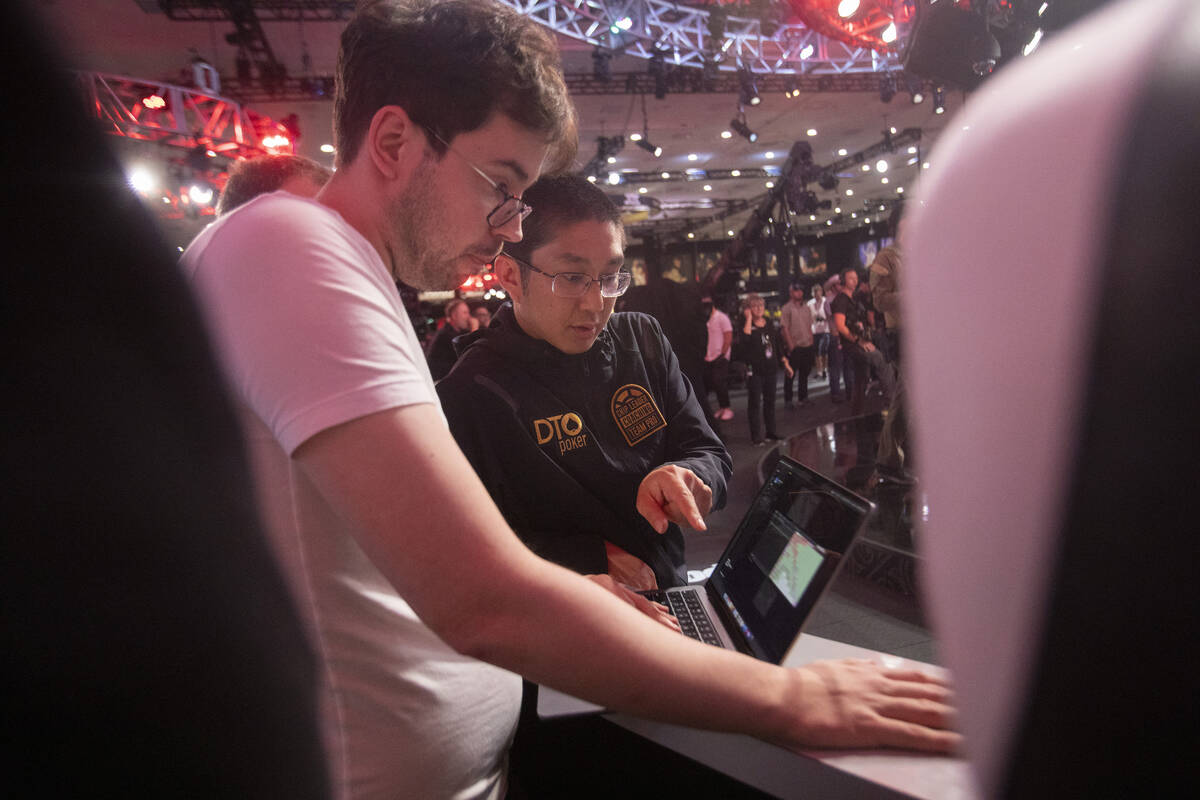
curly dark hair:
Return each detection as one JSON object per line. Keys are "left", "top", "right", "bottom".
{"left": 334, "top": 0, "right": 577, "bottom": 172}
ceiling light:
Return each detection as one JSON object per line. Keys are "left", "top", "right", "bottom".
{"left": 587, "top": 175, "right": 597, "bottom": 183}
{"left": 807, "top": 129, "right": 818, "bottom": 137}
{"left": 607, "top": 172, "right": 621, "bottom": 185}
{"left": 799, "top": 43, "right": 815, "bottom": 60}
{"left": 728, "top": 230, "right": 735, "bottom": 237}
{"left": 687, "top": 232, "right": 696, "bottom": 239}
{"left": 809, "top": 214, "right": 816, "bottom": 221}
{"left": 875, "top": 159, "right": 889, "bottom": 173}
{"left": 845, "top": 189, "right": 854, "bottom": 196}
{"left": 611, "top": 16, "right": 633, "bottom": 34}
{"left": 703, "top": 184, "right": 712, "bottom": 191}
{"left": 837, "top": 147, "right": 848, "bottom": 156}
{"left": 638, "top": 186, "right": 648, "bottom": 194}
{"left": 320, "top": 143, "right": 335, "bottom": 153}
{"left": 661, "top": 171, "right": 671, "bottom": 178}
{"left": 881, "top": 177, "right": 889, "bottom": 184}
{"left": 606, "top": 156, "right": 617, "bottom": 164}
{"left": 729, "top": 117, "right": 758, "bottom": 143}
{"left": 838, "top": 0, "right": 860, "bottom": 19}
{"left": 720, "top": 130, "right": 733, "bottom": 139}
{"left": 834, "top": 206, "right": 842, "bottom": 214}
{"left": 730, "top": 169, "right": 741, "bottom": 177}
{"left": 1023, "top": 29, "right": 1045, "bottom": 57}
{"left": 934, "top": 86, "right": 946, "bottom": 115}
{"left": 765, "top": 180, "right": 775, "bottom": 188}
{"left": 629, "top": 132, "right": 642, "bottom": 142}
{"left": 765, "top": 151, "right": 775, "bottom": 159}
{"left": 862, "top": 164, "right": 871, "bottom": 172}
{"left": 187, "top": 182, "right": 215, "bottom": 206}
{"left": 882, "top": 22, "right": 898, "bottom": 44}
{"left": 826, "top": 219, "right": 833, "bottom": 226}
{"left": 922, "top": 161, "right": 930, "bottom": 169}
{"left": 688, "top": 153, "right": 699, "bottom": 161}
{"left": 897, "top": 187, "right": 905, "bottom": 193}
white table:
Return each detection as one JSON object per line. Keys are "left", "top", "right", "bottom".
{"left": 539, "top": 634, "right": 980, "bottom": 800}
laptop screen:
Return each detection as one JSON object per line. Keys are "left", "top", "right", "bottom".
{"left": 708, "top": 456, "right": 873, "bottom": 663}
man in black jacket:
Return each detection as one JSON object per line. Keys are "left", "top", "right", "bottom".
{"left": 437, "top": 176, "right": 730, "bottom": 589}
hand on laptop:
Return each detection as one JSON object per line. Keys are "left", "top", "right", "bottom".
{"left": 781, "top": 659, "right": 960, "bottom": 753}
{"left": 584, "top": 574, "right": 680, "bottom": 633}
{"left": 636, "top": 464, "right": 712, "bottom": 534}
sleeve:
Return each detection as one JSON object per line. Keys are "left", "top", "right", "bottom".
{"left": 186, "top": 201, "right": 437, "bottom": 454}
{"left": 638, "top": 317, "right": 733, "bottom": 512}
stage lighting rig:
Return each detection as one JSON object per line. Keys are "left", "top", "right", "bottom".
{"left": 737, "top": 68, "right": 761, "bottom": 106}
{"left": 728, "top": 114, "right": 758, "bottom": 143}
{"left": 592, "top": 47, "right": 612, "bottom": 82}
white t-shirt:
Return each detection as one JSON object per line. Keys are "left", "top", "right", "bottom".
{"left": 808, "top": 297, "right": 830, "bottom": 335}
{"left": 182, "top": 192, "right": 521, "bottom": 800}
{"left": 705, "top": 308, "right": 733, "bottom": 362}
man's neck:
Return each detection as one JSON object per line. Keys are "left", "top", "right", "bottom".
{"left": 315, "top": 168, "right": 394, "bottom": 279}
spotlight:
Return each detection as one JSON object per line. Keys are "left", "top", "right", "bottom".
{"left": 799, "top": 43, "right": 815, "bottom": 60}
{"left": 905, "top": 74, "right": 925, "bottom": 103}
{"left": 882, "top": 22, "right": 898, "bottom": 44}
{"left": 592, "top": 47, "right": 612, "bottom": 82}
{"left": 737, "top": 69, "right": 761, "bottom": 107}
{"left": 635, "top": 137, "right": 663, "bottom": 157}
{"left": 784, "top": 77, "right": 798, "bottom": 99}
{"left": 728, "top": 116, "right": 758, "bottom": 143}
{"left": 879, "top": 73, "right": 897, "bottom": 103}
{"left": 837, "top": 0, "right": 860, "bottom": 19}
{"left": 933, "top": 85, "right": 946, "bottom": 114}
{"left": 187, "top": 181, "right": 215, "bottom": 206}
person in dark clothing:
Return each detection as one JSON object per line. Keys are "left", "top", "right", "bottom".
{"left": 831, "top": 269, "right": 897, "bottom": 417}
{"left": 437, "top": 176, "right": 731, "bottom": 591}
{"left": 734, "top": 294, "right": 793, "bottom": 445}
{"left": 426, "top": 297, "right": 474, "bottom": 380}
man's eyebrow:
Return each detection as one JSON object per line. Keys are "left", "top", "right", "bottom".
{"left": 552, "top": 251, "right": 627, "bottom": 270}
{"left": 487, "top": 159, "right": 530, "bottom": 185}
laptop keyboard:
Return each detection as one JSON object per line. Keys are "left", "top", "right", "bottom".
{"left": 643, "top": 589, "right": 722, "bottom": 646}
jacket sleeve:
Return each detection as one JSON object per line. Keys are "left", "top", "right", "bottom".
{"left": 636, "top": 316, "right": 733, "bottom": 512}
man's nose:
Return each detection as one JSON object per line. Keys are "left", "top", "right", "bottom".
{"left": 492, "top": 212, "right": 524, "bottom": 243}
{"left": 578, "top": 279, "right": 605, "bottom": 311}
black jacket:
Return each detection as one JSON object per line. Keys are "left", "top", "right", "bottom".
{"left": 437, "top": 304, "right": 731, "bottom": 588}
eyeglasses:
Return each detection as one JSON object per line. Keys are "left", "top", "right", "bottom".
{"left": 502, "top": 252, "right": 631, "bottom": 298}
{"left": 424, "top": 127, "right": 533, "bottom": 228}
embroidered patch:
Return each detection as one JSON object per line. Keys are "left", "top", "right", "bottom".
{"left": 532, "top": 412, "right": 590, "bottom": 455}
{"left": 611, "top": 384, "right": 667, "bottom": 446}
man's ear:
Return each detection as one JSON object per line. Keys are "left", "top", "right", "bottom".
{"left": 492, "top": 255, "right": 524, "bottom": 303}
{"left": 364, "top": 105, "right": 424, "bottom": 181}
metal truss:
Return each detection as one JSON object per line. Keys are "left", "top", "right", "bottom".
{"left": 219, "top": 68, "right": 880, "bottom": 103}
{"left": 78, "top": 71, "right": 292, "bottom": 157}
{"left": 147, "top": 1, "right": 899, "bottom": 75}
{"left": 153, "top": 1, "right": 356, "bottom": 22}
{"left": 497, "top": 0, "right": 900, "bottom": 75}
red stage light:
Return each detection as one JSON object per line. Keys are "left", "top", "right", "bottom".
{"left": 143, "top": 94, "right": 166, "bottom": 110}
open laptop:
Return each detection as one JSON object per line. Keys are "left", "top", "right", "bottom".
{"left": 538, "top": 456, "right": 874, "bottom": 717}
{"left": 640, "top": 455, "right": 873, "bottom": 665}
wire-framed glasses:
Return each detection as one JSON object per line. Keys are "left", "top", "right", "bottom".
{"left": 502, "top": 252, "right": 631, "bottom": 298}
{"left": 423, "top": 127, "right": 532, "bottom": 228}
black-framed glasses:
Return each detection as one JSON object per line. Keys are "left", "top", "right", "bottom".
{"left": 501, "top": 252, "right": 631, "bottom": 298}
{"left": 424, "top": 127, "right": 533, "bottom": 228}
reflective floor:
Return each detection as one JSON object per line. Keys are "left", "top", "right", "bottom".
{"left": 685, "top": 376, "right": 938, "bottom": 664}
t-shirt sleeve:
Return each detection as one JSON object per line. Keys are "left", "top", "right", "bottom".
{"left": 185, "top": 198, "right": 438, "bottom": 454}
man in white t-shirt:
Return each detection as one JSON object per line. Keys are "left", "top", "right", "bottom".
{"left": 182, "top": 2, "right": 957, "bottom": 798}
{"left": 703, "top": 299, "right": 735, "bottom": 421}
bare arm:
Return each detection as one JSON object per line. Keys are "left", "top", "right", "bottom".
{"left": 294, "top": 403, "right": 957, "bottom": 751}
